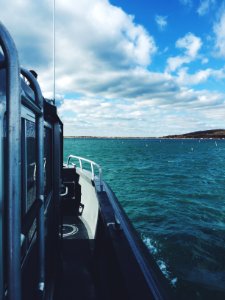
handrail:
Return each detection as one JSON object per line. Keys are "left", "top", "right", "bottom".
{"left": 0, "top": 22, "right": 21, "bottom": 300}
{"left": 67, "top": 155, "right": 103, "bottom": 190}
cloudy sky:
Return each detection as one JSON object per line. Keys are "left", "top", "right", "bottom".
{"left": 1, "top": 0, "right": 225, "bottom": 137}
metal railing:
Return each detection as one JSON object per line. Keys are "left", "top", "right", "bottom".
{"left": 0, "top": 21, "right": 46, "bottom": 299}
{"left": 67, "top": 155, "right": 103, "bottom": 189}
{"left": 0, "top": 21, "right": 21, "bottom": 300}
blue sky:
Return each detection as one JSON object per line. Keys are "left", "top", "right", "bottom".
{"left": 1, "top": 0, "right": 225, "bottom": 136}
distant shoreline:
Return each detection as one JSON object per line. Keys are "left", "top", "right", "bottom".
{"left": 64, "top": 129, "right": 225, "bottom": 140}
{"left": 64, "top": 136, "right": 157, "bottom": 139}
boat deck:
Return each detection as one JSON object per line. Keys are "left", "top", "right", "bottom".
{"left": 54, "top": 217, "right": 97, "bottom": 300}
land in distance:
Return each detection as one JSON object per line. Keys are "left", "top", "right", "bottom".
{"left": 162, "top": 129, "right": 225, "bottom": 139}
{"left": 64, "top": 136, "right": 156, "bottom": 139}
{"left": 64, "top": 129, "right": 225, "bottom": 139}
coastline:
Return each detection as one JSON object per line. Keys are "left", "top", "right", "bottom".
{"left": 64, "top": 136, "right": 157, "bottom": 139}
{"left": 64, "top": 129, "right": 225, "bottom": 140}
{"left": 64, "top": 136, "right": 225, "bottom": 140}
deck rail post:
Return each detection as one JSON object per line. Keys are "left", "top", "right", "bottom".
{"left": 0, "top": 22, "right": 21, "bottom": 300}
{"left": 67, "top": 155, "right": 103, "bottom": 191}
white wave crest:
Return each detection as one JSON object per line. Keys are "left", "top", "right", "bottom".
{"left": 142, "top": 235, "right": 178, "bottom": 287}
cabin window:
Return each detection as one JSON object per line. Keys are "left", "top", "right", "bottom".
{"left": 20, "top": 118, "right": 37, "bottom": 258}
{"left": 26, "top": 119, "right": 36, "bottom": 212}
{"left": 44, "top": 127, "right": 52, "bottom": 198}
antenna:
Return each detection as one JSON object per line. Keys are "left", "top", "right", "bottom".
{"left": 53, "top": 0, "right": 55, "bottom": 103}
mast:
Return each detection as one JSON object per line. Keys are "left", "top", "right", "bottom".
{"left": 53, "top": 0, "right": 55, "bottom": 103}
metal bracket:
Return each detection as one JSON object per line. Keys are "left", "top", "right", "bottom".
{"left": 60, "top": 186, "right": 68, "bottom": 197}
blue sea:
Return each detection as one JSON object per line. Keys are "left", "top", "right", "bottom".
{"left": 64, "top": 138, "right": 225, "bottom": 299}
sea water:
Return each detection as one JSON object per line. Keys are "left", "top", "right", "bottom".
{"left": 64, "top": 138, "right": 225, "bottom": 299}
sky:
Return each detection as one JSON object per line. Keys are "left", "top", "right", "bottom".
{"left": 1, "top": 0, "right": 225, "bottom": 137}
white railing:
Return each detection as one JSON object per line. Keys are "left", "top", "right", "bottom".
{"left": 67, "top": 155, "right": 103, "bottom": 189}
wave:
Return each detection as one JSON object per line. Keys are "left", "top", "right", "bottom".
{"left": 142, "top": 235, "right": 177, "bottom": 287}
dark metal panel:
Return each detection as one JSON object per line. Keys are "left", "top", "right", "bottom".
{"left": 0, "top": 22, "right": 21, "bottom": 300}
{"left": 53, "top": 122, "right": 61, "bottom": 226}
{"left": 43, "top": 122, "right": 61, "bottom": 296}
{"left": 53, "top": 122, "right": 62, "bottom": 250}
{"left": 98, "top": 183, "right": 172, "bottom": 300}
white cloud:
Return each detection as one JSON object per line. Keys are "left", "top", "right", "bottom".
{"left": 55, "top": 0, "right": 157, "bottom": 74}
{"left": 155, "top": 15, "right": 168, "bottom": 31}
{"left": 0, "top": 0, "right": 157, "bottom": 95}
{"left": 1, "top": 0, "right": 225, "bottom": 137}
{"left": 58, "top": 86, "right": 225, "bottom": 136}
{"left": 176, "top": 32, "right": 202, "bottom": 57}
{"left": 0, "top": 0, "right": 54, "bottom": 92}
{"left": 176, "top": 67, "right": 225, "bottom": 85}
{"left": 166, "top": 33, "right": 202, "bottom": 72}
{"left": 166, "top": 56, "right": 189, "bottom": 72}
{"left": 214, "top": 8, "right": 225, "bottom": 58}
{"left": 197, "top": 0, "right": 216, "bottom": 16}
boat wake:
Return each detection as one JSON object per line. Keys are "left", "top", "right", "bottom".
{"left": 142, "top": 235, "right": 177, "bottom": 287}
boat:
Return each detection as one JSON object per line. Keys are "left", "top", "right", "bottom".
{"left": 0, "top": 23, "right": 172, "bottom": 300}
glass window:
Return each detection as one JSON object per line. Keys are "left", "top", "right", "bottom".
{"left": 26, "top": 120, "right": 36, "bottom": 212}
{"left": 44, "top": 127, "right": 52, "bottom": 198}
